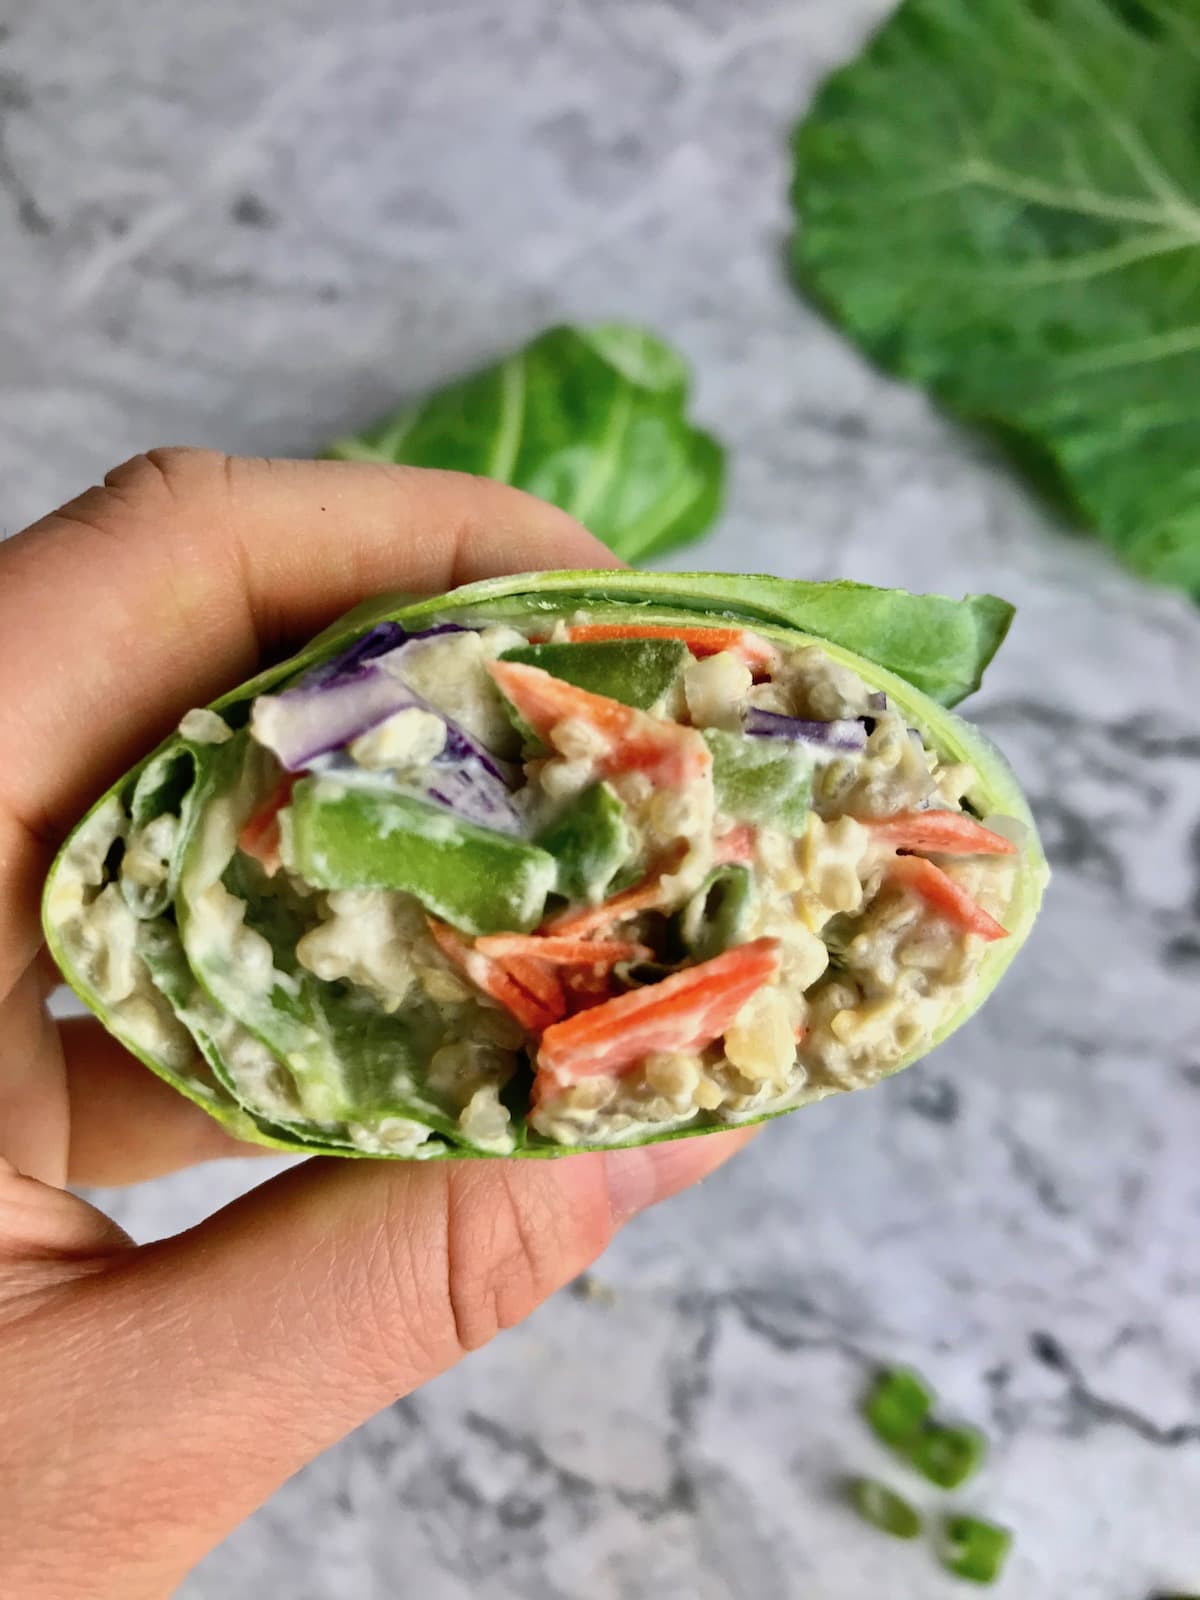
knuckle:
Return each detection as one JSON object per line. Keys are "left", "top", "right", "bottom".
{"left": 43, "top": 449, "right": 229, "bottom": 546}
{"left": 443, "top": 1166, "right": 611, "bottom": 1354}
{"left": 102, "top": 447, "right": 226, "bottom": 507}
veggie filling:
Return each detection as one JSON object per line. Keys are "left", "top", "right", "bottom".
{"left": 65, "top": 618, "right": 1020, "bottom": 1154}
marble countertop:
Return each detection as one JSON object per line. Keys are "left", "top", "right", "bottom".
{"left": 3, "top": 1, "right": 1199, "bottom": 1594}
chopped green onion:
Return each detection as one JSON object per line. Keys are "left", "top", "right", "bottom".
{"left": 941, "top": 1515, "right": 1012, "bottom": 1585}
{"left": 911, "top": 1423, "right": 987, "bottom": 1489}
{"left": 845, "top": 1476, "right": 923, "bottom": 1540}
{"left": 862, "top": 1366, "right": 934, "bottom": 1449}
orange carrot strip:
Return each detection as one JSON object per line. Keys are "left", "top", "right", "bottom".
{"left": 548, "top": 834, "right": 750, "bottom": 943}
{"left": 237, "top": 775, "right": 297, "bottom": 876}
{"left": 487, "top": 659, "right": 709, "bottom": 787}
{"left": 536, "top": 937, "right": 781, "bottom": 1089}
{"left": 859, "top": 810, "right": 1017, "bottom": 856}
{"left": 496, "top": 953, "right": 567, "bottom": 1020}
{"left": 545, "top": 866, "right": 674, "bottom": 938}
{"left": 427, "top": 918, "right": 561, "bottom": 1032}
{"left": 887, "top": 855, "right": 1008, "bottom": 941}
{"left": 475, "top": 934, "right": 651, "bottom": 966}
{"left": 562, "top": 622, "right": 780, "bottom": 673}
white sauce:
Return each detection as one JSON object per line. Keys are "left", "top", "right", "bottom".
{"left": 179, "top": 708, "right": 232, "bottom": 745}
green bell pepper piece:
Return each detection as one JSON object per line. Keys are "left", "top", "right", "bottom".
{"left": 677, "top": 865, "right": 754, "bottom": 963}
{"left": 536, "top": 782, "right": 633, "bottom": 904}
{"left": 499, "top": 638, "right": 688, "bottom": 710}
{"left": 288, "top": 778, "right": 557, "bottom": 936}
{"left": 703, "top": 727, "right": 811, "bottom": 834}
{"left": 940, "top": 1515, "right": 1012, "bottom": 1585}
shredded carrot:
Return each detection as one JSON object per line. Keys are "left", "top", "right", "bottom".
{"left": 487, "top": 659, "right": 709, "bottom": 787}
{"left": 887, "top": 855, "right": 1008, "bottom": 941}
{"left": 237, "top": 776, "right": 297, "bottom": 876}
{"left": 475, "top": 934, "right": 651, "bottom": 966}
{"left": 427, "top": 918, "right": 564, "bottom": 1031}
{"left": 497, "top": 954, "right": 566, "bottom": 1019}
{"left": 545, "top": 861, "right": 677, "bottom": 938}
{"left": 536, "top": 937, "right": 781, "bottom": 1090}
{"left": 562, "top": 622, "right": 780, "bottom": 673}
{"left": 859, "top": 810, "right": 1017, "bottom": 856}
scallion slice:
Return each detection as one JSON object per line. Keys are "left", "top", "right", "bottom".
{"left": 911, "top": 1422, "right": 987, "bottom": 1490}
{"left": 846, "top": 1476, "right": 923, "bottom": 1540}
{"left": 941, "top": 1514, "right": 1012, "bottom": 1585}
{"left": 862, "top": 1366, "right": 934, "bottom": 1449}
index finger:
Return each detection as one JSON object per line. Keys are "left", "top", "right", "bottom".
{"left": 0, "top": 449, "right": 614, "bottom": 845}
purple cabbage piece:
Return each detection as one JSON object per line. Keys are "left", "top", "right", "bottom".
{"left": 867, "top": 690, "right": 888, "bottom": 712}
{"left": 439, "top": 719, "right": 519, "bottom": 788}
{"left": 250, "top": 625, "right": 524, "bottom": 834}
{"left": 409, "top": 761, "right": 523, "bottom": 834}
{"left": 254, "top": 624, "right": 491, "bottom": 770}
{"left": 305, "top": 621, "right": 467, "bottom": 687}
{"left": 251, "top": 667, "right": 419, "bottom": 769}
{"left": 743, "top": 706, "right": 868, "bottom": 752}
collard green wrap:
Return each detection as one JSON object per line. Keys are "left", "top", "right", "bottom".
{"left": 43, "top": 571, "right": 1046, "bottom": 1159}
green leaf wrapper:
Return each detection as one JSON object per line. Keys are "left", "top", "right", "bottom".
{"left": 790, "top": 0, "right": 1200, "bottom": 599}
{"left": 326, "top": 324, "right": 725, "bottom": 563}
{"left": 43, "top": 569, "right": 1046, "bottom": 1160}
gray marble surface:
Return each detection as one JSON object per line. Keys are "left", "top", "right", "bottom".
{"left": 4, "top": 1, "right": 1200, "bottom": 1594}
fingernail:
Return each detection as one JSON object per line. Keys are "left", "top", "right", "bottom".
{"left": 603, "top": 1129, "right": 756, "bottom": 1226}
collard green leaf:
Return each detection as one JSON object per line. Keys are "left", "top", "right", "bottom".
{"left": 326, "top": 324, "right": 725, "bottom": 563}
{"left": 460, "top": 572, "right": 1011, "bottom": 708}
{"left": 790, "top": 0, "right": 1200, "bottom": 599}
{"left": 314, "top": 570, "right": 1012, "bottom": 707}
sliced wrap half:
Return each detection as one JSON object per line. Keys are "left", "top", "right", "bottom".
{"left": 43, "top": 570, "right": 1046, "bottom": 1159}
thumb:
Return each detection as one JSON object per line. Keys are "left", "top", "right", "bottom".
{"left": 1, "top": 1130, "right": 752, "bottom": 1600}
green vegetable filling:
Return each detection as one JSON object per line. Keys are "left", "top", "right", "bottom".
{"left": 501, "top": 638, "right": 688, "bottom": 710}
{"left": 703, "top": 727, "right": 811, "bottom": 834}
{"left": 536, "top": 782, "right": 633, "bottom": 904}
{"left": 676, "top": 865, "right": 754, "bottom": 963}
{"left": 287, "top": 778, "right": 556, "bottom": 936}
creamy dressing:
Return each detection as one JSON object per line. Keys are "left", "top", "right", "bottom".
{"left": 389, "top": 627, "right": 525, "bottom": 752}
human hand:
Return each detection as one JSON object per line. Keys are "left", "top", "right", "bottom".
{"left": 0, "top": 451, "right": 752, "bottom": 1599}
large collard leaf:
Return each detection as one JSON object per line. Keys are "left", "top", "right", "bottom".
{"left": 790, "top": 0, "right": 1200, "bottom": 599}
{"left": 326, "top": 324, "right": 725, "bottom": 563}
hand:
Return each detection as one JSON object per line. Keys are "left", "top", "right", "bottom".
{"left": 0, "top": 451, "right": 752, "bottom": 1599}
